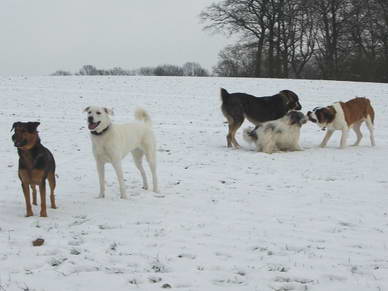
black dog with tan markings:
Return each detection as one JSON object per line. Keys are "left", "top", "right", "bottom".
{"left": 11, "top": 122, "right": 57, "bottom": 217}
{"left": 220, "top": 88, "right": 302, "bottom": 148}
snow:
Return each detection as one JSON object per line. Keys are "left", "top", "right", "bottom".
{"left": 0, "top": 76, "right": 387, "bottom": 291}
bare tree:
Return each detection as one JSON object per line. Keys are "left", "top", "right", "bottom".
{"left": 213, "top": 43, "right": 257, "bottom": 77}
{"left": 201, "top": 0, "right": 318, "bottom": 78}
{"left": 154, "top": 65, "right": 184, "bottom": 76}
{"left": 182, "top": 62, "right": 209, "bottom": 76}
{"left": 312, "top": 0, "right": 353, "bottom": 79}
{"left": 51, "top": 70, "right": 72, "bottom": 76}
{"left": 201, "top": 0, "right": 268, "bottom": 77}
{"left": 288, "top": 0, "right": 317, "bottom": 78}
{"left": 78, "top": 65, "right": 99, "bottom": 76}
{"left": 202, "top": 0, "right": 388, "bottom": 82}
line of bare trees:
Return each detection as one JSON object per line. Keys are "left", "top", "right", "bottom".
{"left": 52, "top": 62, "right": 209, "bottom": 77}
{"left": 200, "top": 0, "right": 388, "bottom": 82}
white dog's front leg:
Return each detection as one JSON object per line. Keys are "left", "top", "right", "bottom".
{"left": 320, "top": 129, "right": 334, "bottom": 148}
{"left": 96, "top": 160, "right": 105, "bottom": 198}
{"left": 340, "top": 129, "right": 349, "bottom": 149}
{"left": 291, "top": 144, "right": 302, "bottom": 151}
{"left": 261, "top": 132, "right": 275, "bottom": 154}
{"left": 112, "top": 160, "right": 127, "bottom": 199}
{"left": 262, "top": 142, "right": 275, "bottom": 154}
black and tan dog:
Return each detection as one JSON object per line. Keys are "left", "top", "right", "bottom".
{"left": 11, "top": 122, "right": 57, "bottom": 217}
{"left": 220, "top": 88, "right": 302, "bottom": 148}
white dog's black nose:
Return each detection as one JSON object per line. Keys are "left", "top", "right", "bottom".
{"left": 88, "top": 116, "right": 94, "bottom": 123}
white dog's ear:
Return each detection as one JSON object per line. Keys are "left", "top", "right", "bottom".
{"left": 104, "top": 108, "right": 114, "bottom": 115}
{"left": 83, "top": 106, "right": 91, "bottom": 113}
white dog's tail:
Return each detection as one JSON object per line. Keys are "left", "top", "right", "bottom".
{"left": 135, "top": 108, "right": 152, "bottom": 126}
{"left": 243, "top": 126, "right": 257, "bottom": 144}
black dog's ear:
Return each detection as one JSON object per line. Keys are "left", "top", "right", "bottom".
{"left": 280, "top": 90, "right": 301, "bottom": 110}
{"left": 11, "top": 122, "right": 20, "bottom": 132}
{"left": 280, "top": 90, "right": 298, "bottom": 102}
{"left": 26, "top": 122, "right": 40, "bottom": 133}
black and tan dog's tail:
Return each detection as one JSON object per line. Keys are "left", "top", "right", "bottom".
{"left": 220, "top": 88, "right": 230, "bottom": 104}
{"left": 243, "top": 126, "right": 258, "bottom": 144}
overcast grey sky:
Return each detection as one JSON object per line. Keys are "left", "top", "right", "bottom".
{"left": 0, "top": 0, "right": 230, "bottom": 75}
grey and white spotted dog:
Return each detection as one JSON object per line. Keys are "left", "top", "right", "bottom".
{"left": 243, "top": 111, "right": 307, "bottom": 154}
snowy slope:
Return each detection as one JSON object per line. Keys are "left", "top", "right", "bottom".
{"left": 0, "top": 76, "right": 387, "bottom": 291}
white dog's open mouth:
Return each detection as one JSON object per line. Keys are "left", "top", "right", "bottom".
{"left": 88, "top": 121, "right": 100, "bottom": 130}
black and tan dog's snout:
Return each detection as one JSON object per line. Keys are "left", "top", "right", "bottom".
{"left": 12, "top": 133, "right": 27, "bottom": 148}
{"left": 14, "top": 140, "right": 28, "bottom": 148}
{"left": 295, "top": 102, "right": 302, "bottom": 110}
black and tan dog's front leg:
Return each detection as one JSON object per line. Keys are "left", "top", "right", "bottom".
{"left": 31, "top": 185, "right": 37, "bottom": 205}
{"left": 21, "top": 182, "right": 33, "bottom": 217}
{"left": 19, "top": 170, "right": 33, "bottom": 217}
{"left": 39, "top": 181, "right": 47, "bottom": 217}
{"left": 47, "top": 172, "right": 57, "bottom": 209}
{"left": 32, "top": 170, "right": 48, "bottom": 217}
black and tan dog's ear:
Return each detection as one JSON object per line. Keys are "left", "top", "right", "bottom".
{"left": 280, "top": 90, "right": 293, "bottom": 104}
{"left": 27, "top": 122, "right": 40, "bottom": 133}
{"left": 104, "top": 107, "right": 114, "bottom": 115}
{"left": 83, "top": 106, "right": 91, "bottom": 113}
{"left": 280, "top": 90, "right": 301, "bottom": 110}
{"left": 11, "top": 122, "right": 20, "bottom": 132}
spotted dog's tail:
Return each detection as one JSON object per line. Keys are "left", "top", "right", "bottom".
{"left": 135, "top": 108, "right": 152, "bottom": 126}
{"left": 243, "top": 126, "right": 258, "bottom": 144}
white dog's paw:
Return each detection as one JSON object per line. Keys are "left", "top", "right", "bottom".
{"left": 153, "top": 192, "right": 165, "bottom": 198}
{"left": 292, "top": 146, "right": 303, "bottom": 151}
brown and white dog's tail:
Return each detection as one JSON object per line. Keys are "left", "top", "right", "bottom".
{"left": 366, "top": 98, "right": 375, "bottom": 125}
{"left": 135, "top": 108, "right": 152, "bottom": 126}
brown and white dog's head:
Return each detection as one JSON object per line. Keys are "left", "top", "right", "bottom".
{"left": 83, "top": 106, "right": 113, "bottom": 134}
{"left": 307, "top": 106, "right": 336, "bottom": 129}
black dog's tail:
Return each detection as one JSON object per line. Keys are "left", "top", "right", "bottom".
{"left": 220, "top": 88, "right": 230, "bottom": 104}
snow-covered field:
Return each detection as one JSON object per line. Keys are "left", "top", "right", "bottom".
{"left": 0, "top": 76, "right": 387, "bottom": 291}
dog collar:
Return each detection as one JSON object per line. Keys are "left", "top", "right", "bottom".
{"left": 91, "top": 125, "right": 110, "bottom": 136}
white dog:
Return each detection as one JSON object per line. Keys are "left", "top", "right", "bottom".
{"left": 243, "top": 111, "right": 307, "bottom": 154}
{"left": 84, "top": 106, "right": 159, "bottom": 199}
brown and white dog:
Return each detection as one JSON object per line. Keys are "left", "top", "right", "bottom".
{"left": 307, "top": 97, "right": 375, "bottom": 148}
